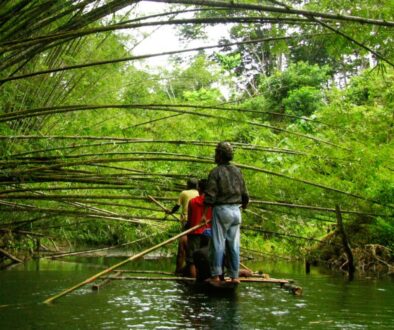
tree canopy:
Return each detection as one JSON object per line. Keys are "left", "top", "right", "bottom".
{"left": 0, "top": 0, "right": 393, "bottom": 267}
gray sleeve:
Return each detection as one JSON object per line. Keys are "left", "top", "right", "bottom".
{"left": 239, "top": 169, "right": 249, "bottom": 207}
{"left": 204, "top": 169, "right": 218, "bottom": 206}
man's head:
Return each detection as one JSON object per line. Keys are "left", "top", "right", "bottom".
{"left": 198, "top": 179, "right": 208, "bottom": 194}
{"left": 215, "top": 141, "right": 233, "bottom": 164}
{"left": 187, "top": 177, "right": 198, "bottom": 190}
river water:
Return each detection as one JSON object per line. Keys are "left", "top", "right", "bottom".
{"left": 0, "top": 257, "right": 393, "bottom": 329}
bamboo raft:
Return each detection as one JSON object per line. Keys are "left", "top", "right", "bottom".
{"left": 92, "top": 269, "right": 303, "bottom": 295}
{"left": 43, "top": 213, "right": 302, "bottom": 304}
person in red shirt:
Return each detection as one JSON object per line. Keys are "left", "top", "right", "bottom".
{"left": 185, "top": 179, "right": 212, "bottom": 278}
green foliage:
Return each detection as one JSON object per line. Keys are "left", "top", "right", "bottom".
{"left": 283, "top": 86, "right": 324, "bottom": 117}
{"left": 258, "top": 62, "right": 330, "bottom": 119}
{"left": 345, "top": 68, "right": 394, "bottom": 107}
{"left": 122, "top": 67, "right": 166, "bottom": 104}
{"left": 368, "top": 218, "right": 394, "bottom": 251}
{"left": 166, "top": 55, "right": 220, "bottom": 100}
{"left": 214, "top": 52, "right": 242, "bottom": 71}
{"left": 1, "top": 3, "right": 393, "bottom": 263}
{"left": 182, "top": 88, "right": 222, "bottom": 102}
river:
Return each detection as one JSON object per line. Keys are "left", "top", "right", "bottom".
{"left": 0, "top": 257, "right": 393, "bottom": 329}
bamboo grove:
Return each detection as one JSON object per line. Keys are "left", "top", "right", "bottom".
{"left": 0, "top": 0, "right": 393, "bottom": 270}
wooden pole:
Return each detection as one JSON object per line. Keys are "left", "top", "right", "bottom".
{"left": 335, "top": 204, "right": 355, "bottom": 280}
{"left": 240, "top": 261, "right": 252, "bottom": 272}
{"left": 43, "top": 220, "right": 210, "bottom": 304}
{"left": 147, "top": 195, "right": 180, "bottom": 222}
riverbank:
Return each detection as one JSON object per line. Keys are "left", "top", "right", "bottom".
{"left": 307, "top": 230, "right": 393, "bottom": 277}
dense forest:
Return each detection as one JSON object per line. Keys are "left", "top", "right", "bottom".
{"left": 0, "top": 0, "right": 393, "bottom": 275}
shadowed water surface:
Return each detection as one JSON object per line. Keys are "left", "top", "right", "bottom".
{"left": 0, "top": 257, "right": 393, "bottom": 329}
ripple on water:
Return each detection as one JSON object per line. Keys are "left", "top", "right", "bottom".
{"left": 295, "top": 303, "right": 307, "bottom": 308}
{"left": 271, "top": 309, "right": 290, "bottom": 316}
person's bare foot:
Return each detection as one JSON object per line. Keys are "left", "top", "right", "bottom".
{"left": 231, "top": 278, "right": 240, "bottom": 284}
{"left": 210, "top": 276, "right": 221, "bottom": 282}
{"left": 205, "top": 276, "right": 222, "bottom": 287}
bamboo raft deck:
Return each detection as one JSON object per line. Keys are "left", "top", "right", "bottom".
{"left": 43, "top": 222, "right": 303, "bottom": 304}
{"left": 92, "top": 270, "right": 303, "bottom": 295}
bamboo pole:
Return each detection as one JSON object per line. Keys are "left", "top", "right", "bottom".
{"left": 148, "top": 0, "right": 394, "bottom": 27}
{"left": 0, "top": 105, "right": 345, "bottom": 149}
{"left": 117, "top": 270, "right": 175, "bottom": 275}
{"left": 45, "top": 235, "right": 154, "bottom": 259}
{"left": 104, "top": 275, "right": 195, "bottom": 281}
{"left": 239, "top": 262, "right": 252, "bottom": 273}
{"left": 242, "top": 225, "right": 323, "bottom": 242}
{"left": 4, "top": 160, "right": 373, "bottom": 204}
{"left": 0, "top": 17, "right": 318, "bottom": 51}
{"left": 267, "top": 0, "right": 394, "bottom": 68}
{"left": 148, "top": 195, "right": 180, "bottom": 222}
{"left": 43, "top": 220, "right": 210, "bottom": 304}
{"left": 0, "top": 36, "right": 303, "bottom": 83}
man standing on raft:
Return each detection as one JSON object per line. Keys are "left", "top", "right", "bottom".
{"left": 201, "top": 142, "right": 249, "bottom": 284}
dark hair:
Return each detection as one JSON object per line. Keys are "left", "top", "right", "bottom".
{"left": 187, "top": 178, "right": 198, "bottom": 189}
{"left": 198, "top": 179, "right": 208, "bottom": 193}
{"left": 215, "top": 141, "right": 233, "bottom": 163}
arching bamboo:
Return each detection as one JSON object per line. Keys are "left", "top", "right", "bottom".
{"left": 0, "top": 36, "right": 303, "bottom": 82}
{"left": 147, "top": 0, "right": 394, "bottom": 27}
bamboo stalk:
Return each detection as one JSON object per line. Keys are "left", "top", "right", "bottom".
{"left": 0, "top": 202, "right": 177, "bottom": 225}
{"left": 0, "top": 228, "right": 47, "bottom": 237}
{"left": 148, "top": 0, "right": 394, "bottom": 27}
{"left": 42, "top": 220, "right": 210, "bottom": 304}
{"left": 0, "top": 17, "right": 318, "bottom": 51}
{"left": 148, "top": 195, "right": 180, "bottom": 222}
{"left": 241, "top": 247, "right": 292, "bottom": 260}
{"left": 46, "top": 237, "right": 151, "bottom": 259}
{"left": 1, "top": 191, "right": 391, "bottom": 217}
{"left": 242, "top": 226, "right": 323, "bottom": 242}
{"left": 267, "top": 0, "right": 394, "bottom": 68}
{"left": 104, "top": 275, "right": 195, "bottom": 281}
{"left": 0, "top": 0, "right": 129, "bottom": 74}
{"left": 1, "top": 154, "right": 380, "bottom": 205}
{"left": 239, "top": 262, "right": 252, "bottom": 272}
{"left": 0, "top": 103, "right": 343, "bottom": 148}
{"left": 0, "top": 35, "right": 299, "bottom": 83}
{"left": 117, "top": 270, "right": 175, "bottom": 275}
{"left": 4, "top": 136, "right": 307, "bottom": 158}
{"left": 0, "top": 248, "right": 23, "bottom": 263}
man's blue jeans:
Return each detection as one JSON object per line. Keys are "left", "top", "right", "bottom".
{"left": 209, "top": 204, "right": 241, "bottom": 279}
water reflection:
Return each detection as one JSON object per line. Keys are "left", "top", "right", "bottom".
{"left": 0, "top": 257, "right": 393, "bottom": 329}
{"left": 179, "top": 284, "right": 240, "bottom": 329}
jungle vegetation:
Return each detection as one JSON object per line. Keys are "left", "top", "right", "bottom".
{"left": 0, "top": 0, "right": 393, "bottom": 274}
